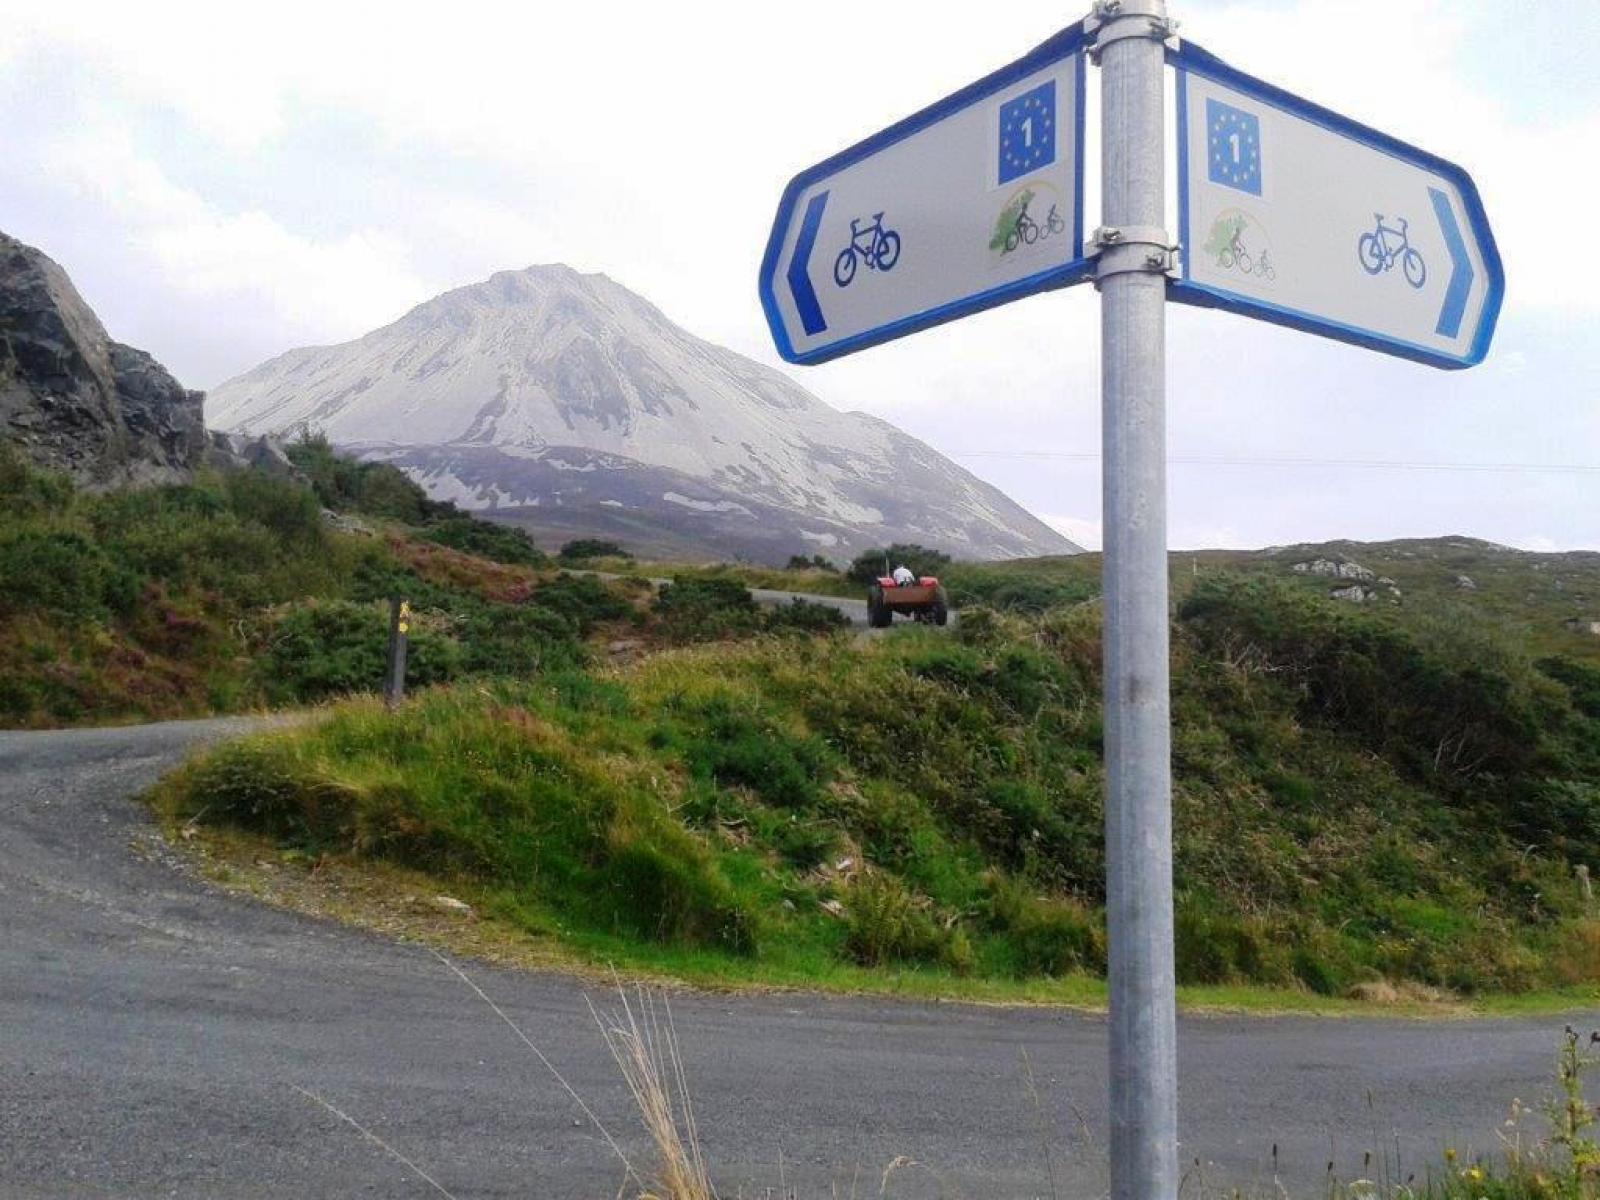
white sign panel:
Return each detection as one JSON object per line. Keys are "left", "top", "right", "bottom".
{"left": 759, "top": 29, "right": 1089, "bottom": 366}
{"left": 1173, "top": 43, "right": 1503, "bottom": 370}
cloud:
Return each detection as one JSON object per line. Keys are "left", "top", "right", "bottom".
{"left": 0, "top": 0, "right": 1592, "bottom": 549}
{"left": 27, "top": 112, "right": 425, "bottom": 379}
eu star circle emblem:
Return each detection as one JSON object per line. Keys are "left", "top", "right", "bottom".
{"left": 998, "top": 80, "right": 1057, "bottom": 186}
{"left": 1206, "top": 98, "right": 1262, "bottom": 196}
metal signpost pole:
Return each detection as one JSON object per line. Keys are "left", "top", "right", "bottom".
{"left": 1093, "top": 2, "right": 1178, "bottom": 1198}
{"left": 760, "top": 9, "right": 1495, "bottom": 1196}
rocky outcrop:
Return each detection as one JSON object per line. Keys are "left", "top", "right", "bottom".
{"left": 1329, "top": 584, "right": 1374, "bottom": 604}
{"left": 210, "top": 431, "right": 306, "bottom": 483}
{"left": 1293, "top": 557, "right": 1376, "bottom": 582}
{"left": 0, "top": 232, "right": 211, "bottom": 488}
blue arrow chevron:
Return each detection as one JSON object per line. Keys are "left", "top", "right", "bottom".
{"left": 1429, "top": 186, "right": 1472, "bottom": 339}
{"left": 788, "top": 191, "right": 829, "bottom": 336}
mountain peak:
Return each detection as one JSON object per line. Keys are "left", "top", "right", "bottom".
{"left": 207, "top": 268, "right": 1079, "bottom": 563}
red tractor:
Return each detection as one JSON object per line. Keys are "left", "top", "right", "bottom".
{"left": 867, "top": 574, "right": 949, "bottom": 628}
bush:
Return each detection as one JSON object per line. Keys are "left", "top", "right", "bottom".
{"left": 953, "top": 606, "right": 1007, "bottom": 648}
{"left": 846, "top": 543, "right": 952, "bottom": 587}
{"left": 222, "top": 470, "right": 326, "bottom": 547}
{"left": 946, "top": 572, "right": 1095, "bottom": 614}
{"left": 770, "top": 815, "right": 837, "bottom": 869}
{"left": 983, "top": 876, "right": 1104, "bottom": 976}
{"left": 176, "top": 739, "right": 360, "bottom": 846}
{"left": 457, "top": 604, "right": 584, "bottom": 677}
{"left": 422, "top": 517, "right": 547, "bottom": 567}
{"left": 763, "top": 598, "right": 850, "bottom": 636}
{"left": 678, "top": 696, "right": 834, "bottom": 810}
{"left": 786, "top": 554, "right": 835, "bottom": 572}
{"left": 654, "top": 576, "right": 760, "bottom": 640}
{"left": 1174, "top": 901, "right": 1288, "bottom": 985}
{"left": 258, "top": 600, "right": 462, "bottom": 702}
{"left": 1180, "top": 576, "right": 1562, "bottom": 788}
{"left": 1541, "top": 657, "right": 1600, "bottom": 720}
{"left": 531, "top": 573, "right": 636, "bottom": 633}
{"left": 843, "top": 874, "right": 956, "bottom": 968}
{"left": 286, "top": 431, "right": 452, "bottom": 525}
{"left": 0, "top": 446, "right": 73, "bottom": 520}
{"left": 0, "top": 529, "right": 138, "bottom": 620}
{"left": 559, "top": 538, "right": 629, "bottom": 561}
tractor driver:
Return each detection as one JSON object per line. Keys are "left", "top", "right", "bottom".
{"left": 891, "top": 564, "right": 916, "bottom": 587}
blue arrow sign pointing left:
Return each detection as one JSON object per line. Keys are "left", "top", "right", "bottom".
{"left": 787, "top": 192, "right": 829, "bottom": 336}
{"left": 758, "top": 26, "right": 1089, "bottom": 366}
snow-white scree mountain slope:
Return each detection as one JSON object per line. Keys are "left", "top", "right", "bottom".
{"left": 207, "top": 265, "right": 1080, "bottom": 563}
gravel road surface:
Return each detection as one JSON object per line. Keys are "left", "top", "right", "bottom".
{"left": 0, "top": 719, "right": 1579, "bottom": 1198}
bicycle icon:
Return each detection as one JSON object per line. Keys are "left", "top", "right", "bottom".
{"left": 1357, "top": 213, "right": 1426, "bottom": 289}
{"left": 1002, "top": 198, "right": 1066, "bottom": 254}
{"left": 834, "top": 212, "right": 901, "bottom": 287}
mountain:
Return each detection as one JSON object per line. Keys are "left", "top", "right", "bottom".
{"left": 0, "top": 231, "right": 226, "bottom": 488}
{"left": 206, "top": 265, "right": 1080, "bottom": 563}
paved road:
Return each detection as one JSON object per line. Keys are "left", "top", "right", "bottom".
{"left": 575, "top": 568, "right": 957, "bottom": 630}
{"left": 749, "top": 584, "right": 871, "bottom": 626}
{"left": 0, "top": 720, "right": 1582, "bottom": 1199}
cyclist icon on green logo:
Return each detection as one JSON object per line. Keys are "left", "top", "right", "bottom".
{"left": 988, "top": 183, "right": 1066, "bottom": 258}
{"left": 1203, "top": 209, "right": 1276, "bottom": 282}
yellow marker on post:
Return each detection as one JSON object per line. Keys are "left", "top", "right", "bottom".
{"left": 385, "top": 596, "right": 410, "bottom": 709}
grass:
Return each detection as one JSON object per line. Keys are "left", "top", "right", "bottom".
{"left": 164, "top": 814, "right": 1597, "bottom": 1019}
{"left": 151, "top": 578, "right": 1600, "bottom": 1007}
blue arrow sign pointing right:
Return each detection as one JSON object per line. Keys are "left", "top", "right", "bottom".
{"left": 787, "top": 191, "right": 829, "bottom": 336}
{"left": 1171, "top": 42, "right": 1502, "bottom": 370}
{"left": 1429, "top": 186, "right": 1473, "bottom": 339}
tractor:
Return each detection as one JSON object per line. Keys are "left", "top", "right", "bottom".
{"left": 867, "top": 574, "right": 949, "bottom": 628}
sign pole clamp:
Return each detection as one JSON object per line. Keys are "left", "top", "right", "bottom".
{"left": 1090, "top": 225, "right": 1179, "bottom": 285}
{"left": 1084, "top": 0, "right": 1180, "bottom": 63}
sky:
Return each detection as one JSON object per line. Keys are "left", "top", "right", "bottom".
{"left": 1, "top": 0, "right": 1595, "bottom": 551}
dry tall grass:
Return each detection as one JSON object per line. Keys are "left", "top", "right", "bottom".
{"left": 588, "top": 987, "right": 713, "bottom": 1200}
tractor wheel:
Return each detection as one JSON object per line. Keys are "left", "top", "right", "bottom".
{"left": 868, "top": 587, "right": 892, "bottom": 628}
{"left": 932, "top": 587, "right": 949, "bottom": 627}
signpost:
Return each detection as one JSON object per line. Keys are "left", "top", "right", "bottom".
{"left": 758, "top": 5, "right": 1500, "bottom": 1198}
{"left": 759, "top": 27, "right": 1089, "bottom": 365}
{"left": 385, "top": 596, "right": 410, "bottom": 710}
{"left": 1172, "top": 42, "right": 1504, "bottom": 369}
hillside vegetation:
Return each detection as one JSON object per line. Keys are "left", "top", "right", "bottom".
{"left": 154, "top": 574, "right": 1600, "bottom": 1001}
{"left": 10, "top": 441, "right": 1600, "bottom": 1000}
{"left": 0, "top": 442, "right": 841, "bottom": 727}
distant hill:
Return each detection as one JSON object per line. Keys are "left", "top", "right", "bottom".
{"left": 207, "top": 264, "right": 1081, "bottom": 565}
{"left": 943, "top": 534, "right": 1600, "bottom": 664}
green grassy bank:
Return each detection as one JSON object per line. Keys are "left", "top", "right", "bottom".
{"left": 153, "top": 578, "right": 1600, "bottom": 1004}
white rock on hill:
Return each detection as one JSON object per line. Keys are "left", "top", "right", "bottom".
{"left": 207, "top": 265, "right": 1080, "bottom": 564}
